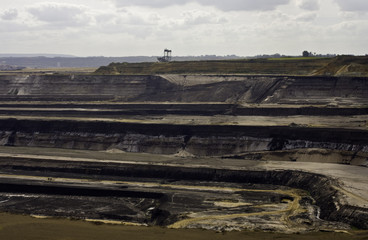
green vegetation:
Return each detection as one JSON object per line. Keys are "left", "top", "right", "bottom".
{"left": 268, "top": 57, "right": 331, "bottom": 61}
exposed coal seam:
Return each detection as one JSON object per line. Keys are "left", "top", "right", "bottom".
{"left": 0, "top": 119, "right": 367, "bottom": 145}
{"left": 0, "top": 103, "right": 367, "bottom": 116}
{"left": 0, "top": 183, "right": 163, "bottom": 199}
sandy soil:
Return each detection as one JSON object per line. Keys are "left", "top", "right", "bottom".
{"left": 1, "top": 213, "right": 368, "bottom": 240}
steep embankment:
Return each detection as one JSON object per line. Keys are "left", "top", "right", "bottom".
{"left": 313, "top": 56, "right": 368, "bottom": 77}
{"left": 0, "top": 118, "right": 367, "bottom": 156}
{"left": 0, "top": 74, "right": 367, "bottom": 106}
{"left": 146, "top": 75, "right": 368, "bottom": 105}
{"left": 0, "top": 74, "right": 176, "bottom": 101}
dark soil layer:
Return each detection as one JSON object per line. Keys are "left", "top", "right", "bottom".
{"left": 1, "top": 118, "right": 367, "bottom": 144}
{"left": 0, "top": 103, "right": 367, "bottom": 116}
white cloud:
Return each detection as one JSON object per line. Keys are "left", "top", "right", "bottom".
{"left": 334, "top": 0, "right": 368, "bottom": 12}
{"left": 295, "top": 12, "right": 317, "bottom": 21}
{"left": 0, "top": 21, "right": 28, "bottom": 32}
{"left": 112, "top": 0, "right": 290, "bottom": 11}
{"left": 1, "top": 9, "right": 18, "bottom": 21}
{"left": 27, "top": 2, "right": 90, "bottom": 27}
{"left": 181, "top": 9, "right": 226, "bottom": 25}
{"left": 330, "top": 20, "right": 368, "bottom": 36}
{"left": 113, "top": 0, "right": 190, "bottom": 8}
{"left": 0, "top": 0, "right": 367, "bottom": 56}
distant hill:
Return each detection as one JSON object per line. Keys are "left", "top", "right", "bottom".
{"left": 0, "top": 54, "right": 76, "bottom": 58}
{"left": 0, "top": 56, "right": 157, "bottom": 69}
{"left": 0, "top": 55, "right": 245, "bottom": 69}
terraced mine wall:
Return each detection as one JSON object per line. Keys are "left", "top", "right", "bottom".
{"left": 0, "top": 119, "right": 367, "bottom": 156}
{"left": 0, "top": 75, "right": 174, "bottom": 101}
{"left": 1, "top": 156, "right": 366, "bottom": 229}
{"left": 0, "top": 74, "right": 367, "bottom": 104}
{"left": 0, "top": 73, "right": 367, "bottom": 231}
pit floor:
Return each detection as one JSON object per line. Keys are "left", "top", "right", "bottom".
{"left": 1, "top": 213, "right": 367, "bottom": 240}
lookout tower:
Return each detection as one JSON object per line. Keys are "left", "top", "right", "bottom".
{"left": 157, "top": 49, "right": 172, "bottom": 62}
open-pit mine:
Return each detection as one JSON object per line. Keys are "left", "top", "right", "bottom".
{"left": 0, "top": 57, "right": 367, "bottom": 239}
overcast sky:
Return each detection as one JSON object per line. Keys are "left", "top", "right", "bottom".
{"left": 0, "top": 0, "right": 367, "bottom": 57}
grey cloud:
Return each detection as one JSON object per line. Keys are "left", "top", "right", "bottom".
{"left": 335, "top": 0, "right": 368, "bottom": 11}
{"left": 1, "top": 9, "right": 18, "bottom": 21}
{"left": 28, "top": 3, "right": 88, "bottom": 26}
{"left": 113, "top": 0, "right": 191, "bottom": 8}
{"left": 113, "top": 0, "right": 290, "bottom": 11}
{"left": 201, "top": 0, "right": 290, "bottom": 11}
{"left": 297, "top": 0, "right": 320, "bottom": 11}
